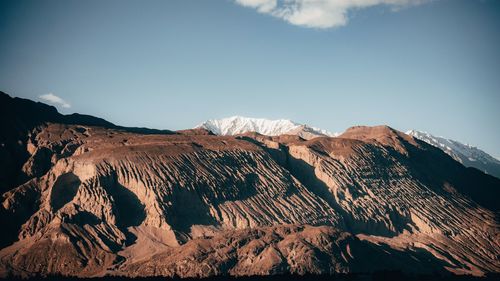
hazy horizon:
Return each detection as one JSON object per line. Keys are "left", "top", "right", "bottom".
{"left": 1, "top": 0, "right": 499, "bottom": 157}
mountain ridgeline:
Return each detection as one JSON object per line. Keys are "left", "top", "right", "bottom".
{"left": 407, "top": 130, "right": 500, "bottom": 179}
{"left": 0, "top": 92, "right": 499, "bottom": 278}
{"left": 197, "top": 116, "right": 338, "bottom": 140}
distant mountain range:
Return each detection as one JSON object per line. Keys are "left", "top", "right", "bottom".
{"left": 197, "top": 116, "right": 500, "bottom": 180}
{"left": 407, "top": 130, "right": 500, "bottom": 179}
{"left": 197, "top": 116, "right": 338, "bottom": 140}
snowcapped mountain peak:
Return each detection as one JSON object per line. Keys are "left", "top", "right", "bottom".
{"left": 407, "top": 130, "right": 500, "bottom": 179}
{"left": 198, "top": 116, "right": 299, "bottom": 136}
{"left": 196, "top": 116, "right": 338, "bottom": 139}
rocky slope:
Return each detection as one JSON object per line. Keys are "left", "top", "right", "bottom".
{"left": 197, "top": 116, "right": 337, "bottom": 140}
{"left": 0, "top": 93, "right": 499, "bottom": 278}
{"left": 407, "top": 130, "right": 500, "bottom": 179}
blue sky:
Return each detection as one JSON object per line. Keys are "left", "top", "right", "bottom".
{"left": 0, "top": 0, "right": 499, "bottom": 157}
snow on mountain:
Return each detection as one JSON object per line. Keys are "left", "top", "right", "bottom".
{"left": 196, "top": 116, "right": 338, "bottom": 139}
{"left": 407, "top": 130, "right": 500, "bottom": 179}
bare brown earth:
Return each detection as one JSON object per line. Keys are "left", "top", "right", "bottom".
{"left": 0, "top": 93, "right": 499, "bottom": 278}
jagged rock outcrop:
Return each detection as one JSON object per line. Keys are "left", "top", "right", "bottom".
{"left": 0, "top": 94, "right": 499, "bottom": 278}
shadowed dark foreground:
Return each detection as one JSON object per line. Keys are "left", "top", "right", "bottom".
{"left": 2, "top": 272, "right": 500, "bottom": 281}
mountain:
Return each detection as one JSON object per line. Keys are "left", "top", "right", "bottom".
{"left": 197, "top": 116, "right": 338, "bottom": 140}
{"left": 0, "top": 91, "right": 175, "bottom": 194}
{"left": 407, "top": 130, "right": 500, "bottom": 179}
{"left": 0, "top": 93, "right": 499, "bottom": 278}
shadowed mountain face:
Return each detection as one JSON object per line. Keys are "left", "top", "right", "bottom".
{"left": 0, "top": 93, "right": 499, "bottom": 278}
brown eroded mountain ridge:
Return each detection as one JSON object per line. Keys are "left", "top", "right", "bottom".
{"left": 0, "top": 92, "right": 499, "bottom": 278}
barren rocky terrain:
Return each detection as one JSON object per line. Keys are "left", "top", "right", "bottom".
{"left": 0, "top": 92, "right": 499, "bottom": 278}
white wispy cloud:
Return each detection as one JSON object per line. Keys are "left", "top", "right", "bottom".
{"left": 39, "top": 93, "right": 71, "bottom": 108}
{"left": 235, "top": 0, "right": 429, "bottom": 28}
